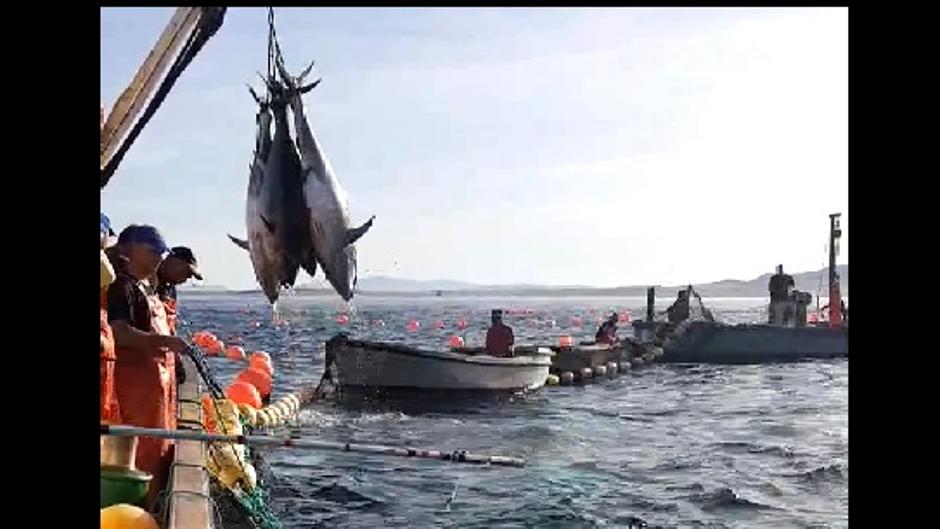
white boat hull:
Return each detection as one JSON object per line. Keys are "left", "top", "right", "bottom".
{"left": 327, "top": 337, "right": 551, "bottom": 392}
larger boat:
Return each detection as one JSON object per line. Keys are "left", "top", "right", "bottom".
{"left": 633, "top": 213, "right": 848, "bottom": 364}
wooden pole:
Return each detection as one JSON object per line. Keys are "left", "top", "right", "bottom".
{"left": 100, "top": 7, "right": 200, "bottom": 169}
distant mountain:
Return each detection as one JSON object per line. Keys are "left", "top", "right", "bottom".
{"left": 346, "top": 265, "right": 847, "bottom": 298}
{"left": 353, "top": 276, "right": 480, "bottom": 292}
{"left": 238, "top": 266, "right": 847, "bottom": 298}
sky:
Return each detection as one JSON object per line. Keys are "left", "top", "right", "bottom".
{"left": 100, "top": 7, "right": 848, "bottom": 290}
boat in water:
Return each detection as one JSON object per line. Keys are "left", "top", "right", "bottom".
{"left": 634, "top": 213, "right": 848, "bottom": 365}
{"left": 325, "top": 335, "right": 552, "bottom": 393}
{"left": 547, "top": 342, "right": 626, "bottom": 373}
{"left": 636, "top": 320, "right": 847, "bottom": 364}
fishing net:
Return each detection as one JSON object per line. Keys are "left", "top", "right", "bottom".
{"left": 205, "top": 413, "right": 282, "bottom": 529}
{"left": 221, "top": 423, "right": 282, "bottom": 529}
{"left": 177, "top": 313, "right": 282, "bottom": 529}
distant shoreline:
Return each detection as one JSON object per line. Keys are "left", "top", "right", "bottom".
{"left": 180, "top": 265, "right": 847, "bottom": 299}
{"left": 180, "top": 288, "right": 847, "bottom": 300}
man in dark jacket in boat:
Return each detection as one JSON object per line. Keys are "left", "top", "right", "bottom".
{"left": 595, "top": 313, "right": 619, "bottom": 345}
{"left": 486, "top": 309, "right": 514, "bottom": 357}
{"left": 768, "top": 264, "right": 796, "bottom": 325}
{"left": 769, "top": 264, "right": 795, "bottom": 302}
{"left": 666, "top": 288, "right": 691, "bottom": 324}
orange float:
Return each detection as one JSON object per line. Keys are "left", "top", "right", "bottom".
{"left": 205, "top": 337, "right": 224, "bottom": 356}
{"left": 201, "top": 394, "right": 217, "bottom": 431}
{"left": 250, "top": 351, "right": 271, "bottom": 363}
{"left": 249, "top": 356, "right": 274, "bottom": 377}
{"left": 226, "top": 345, "right": 246, "bottom": 361}
{"left": 101, "top": 504, "right": 160, "bottom": 529}
{"left": 236, "top": 367, "right": 273, "bottom": 398}
{"left": 225, "top": 381, "right": 262, "bottom": 409}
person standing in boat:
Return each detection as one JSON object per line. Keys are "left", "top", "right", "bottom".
{"left": 486, "top": 309, "right": 515, "bottom": 357}
{"left": 768, "top": 264, "right": 795, "bottom": 325}
{"left": 666, "top": 288, "right": 691, "bottom": 324}
{"left": 595, "top": 312, "right": 620, "bottom": 345}
{"left": 155, "top": 246, "right": 202, "bottom": 387}
{"left": 107, "top": 225, "right": 188, "bottom": 507}
{"left": 155, "top": 246, "right": 203, "bottom": 336}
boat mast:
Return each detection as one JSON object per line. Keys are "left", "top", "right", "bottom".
{"left": 828, "top": 213, "right": 843, "bottom": 326}
{"left": 828, "top": 213, "right": 842, "bottom": 295}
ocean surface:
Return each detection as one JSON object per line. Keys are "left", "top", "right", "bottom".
{"left": 179, "top": 293, "right": 848, "bottom": 529}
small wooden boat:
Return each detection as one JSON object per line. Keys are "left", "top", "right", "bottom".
{"left": 326, "top": 335, "right": 552, "bottom": 392}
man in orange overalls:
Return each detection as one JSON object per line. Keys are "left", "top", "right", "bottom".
{"left": 100, "top": 213, "right": 120, "bottom": 424}
{"left": 107, "top": 225, "right": 188, "bottom": 507}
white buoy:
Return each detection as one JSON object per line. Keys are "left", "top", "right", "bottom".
{"left": 631, "top": 357, "right": 645, "bottom": 368}
{"left": 606, "top": 362, "right": 618, "bottom": 375}
{"left": 546, "top": 374, "right": 560, "bottom": 386}
{"left": 620, "top": 361, "right": 631, "bottom": 371}
{"left": 653, "top": 347, "right": 664, "bottom": 357}
{"left": 581, "top": 367, "right": 593, "bottom": 379}
{"left": 560, "top": 372, "right": 575, "bottom": 385}
{"left": 594, "top": 365, "right": 607, "bottom": 377}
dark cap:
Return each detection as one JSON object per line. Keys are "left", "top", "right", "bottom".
{"left": 117, "top": 225, "right": 170, "bottom": 255}
{"left": 169, "top": 246, "right": 203, "bottom": 280}
{"left": 609, "top": 312, "right": 618, "bottom": 321}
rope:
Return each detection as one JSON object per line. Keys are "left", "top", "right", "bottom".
{"left": 267, "top": 7, "right": 275, "bottom": 84}
{"left": 176, "top": 310, "right": 282, "bottom": 528}
{"left": 102, "top": 7, "right": 227, "bottom": 188}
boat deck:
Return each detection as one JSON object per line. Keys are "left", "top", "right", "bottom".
{"left": 167, "top": 355, "right": 213, "bottom": 529}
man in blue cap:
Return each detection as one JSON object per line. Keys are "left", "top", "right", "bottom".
{"left": 107, "top": 224, "right": 187, "bottom": 504}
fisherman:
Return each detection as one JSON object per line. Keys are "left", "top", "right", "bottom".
{"left": 666, "top": 288, "right": 691, "bottom": 324}
{"left": 595, "top": 312, "right": 620, "bottom": 345}
{"left": 769, "top": 264, "right": 795, "bottom": 302}
{"left": 100, "top": 214, "right": 120, "bottom": 424}
{"left": 155, "top": 246, "right": 203, "bottom": 336}
{"left": 108, "top": 225, "right": 188, "bottom": 506}
{"left": 768, "top": 264, "right": 795, "bottom": 325}
{"left": 485, "top": 309, "right": 515, "bottom": 357}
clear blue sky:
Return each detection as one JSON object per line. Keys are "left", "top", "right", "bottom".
{"left": 101, "top": 7, "right": 847, "bottom": 290}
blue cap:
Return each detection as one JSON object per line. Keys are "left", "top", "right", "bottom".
{"left": 117, "top": 225, "right": 170, "bottom": 254}
{"left": 100, "top": 213, "right": 115, "bottom": 237}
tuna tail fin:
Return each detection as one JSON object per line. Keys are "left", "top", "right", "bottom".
{"left": 346, "top": 215, "right": 376, "bottom": 246}
{"left": 301, "top": 251, "right": 319, "bottom": 279}
{"left": 228, "top": 234, "right": 250, "bottom": 251}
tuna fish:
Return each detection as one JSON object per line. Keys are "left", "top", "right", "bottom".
{"left": 276, "top": 57, "right": 374, "bottom": 301}
{"left": 229, "top": 80, "right": 318, "bottom": 304}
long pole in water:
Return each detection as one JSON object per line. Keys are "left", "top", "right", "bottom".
{"left": 100, "top": 424, "right": 526, "bottom": 468}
